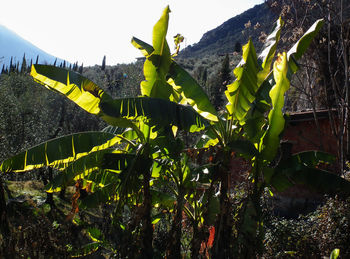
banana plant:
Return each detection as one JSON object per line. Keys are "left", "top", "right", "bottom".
{"left": 0, "top": 8, "right": 211, "bottom": 258}
{"left": 194, "top": 16, "right": 350, "bottom": 257}
{"left": 1, "top": 5, "right": 350, "bottom": 258}
{"left": 133, "top": 10, "right": 350, "bottom": 257}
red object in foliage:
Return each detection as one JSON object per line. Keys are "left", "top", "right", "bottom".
{"left": 207, "top": 226, "right": 215, "bottom": 248}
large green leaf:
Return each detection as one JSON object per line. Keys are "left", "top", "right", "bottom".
{"left": 286, "top": 168, "right": 350, "bottom": 197}
{"left": 257, "top": 17, "right": 283, "bottom": 85}
{"left": 225, "top": 40, "right": 260, "bottom": 123}
{"left": 139, "top": 6, "right": 173, "bottom": 99}
{"left": 0, "top": 132, "right": 119, "bottom": 173}
{"left": 242, "top": 18, "right": 283, "bottom": 142}
{"left": 31, "top": 65, "right": 112, "bottom": 114}
{"left": 287, "top": 19, "right": 324, "bottom": 74}
{"left": 100, "top": 97, "right": 208, "bottom": 132}
{"left": 268, "top": 151, "right": 342, "bottom": 194}
{"left": 168, "top": 62, "right": 218, "bottom": 121}
{"left": 45, "top": 149, "right": 128, "bottom": 192}
{"left": 131, "top": 37, "right": 154, "bottom": 57}
{"left": 285, "top": 151, "right": 335, "bottom": 169}
{"left": 261, "top": 52, "right": 290, "bottom": 161}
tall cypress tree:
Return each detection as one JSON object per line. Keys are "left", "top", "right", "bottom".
{"left": 35, "top": 55, "right": 39, "bottom": 65}
{"left": 101, "top": 55, "right": 106, "bottom": 71}
{"left": 28, "top": 59, "right": 33, "bottom": 73}
{"left": 78, "top": 63, "right": 84, "bottom": 74}
{"left": 234, "top": 41, "right": 242, "bottom": 53}
{"left": 9, "top": 57, "right": 13, "bottom": 74}
{"left": 21, "top": 54, "right": 27, "bottom": 74}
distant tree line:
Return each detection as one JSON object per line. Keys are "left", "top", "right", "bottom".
{"left": 0, "top": 54, "right": 83, "bottom": 75}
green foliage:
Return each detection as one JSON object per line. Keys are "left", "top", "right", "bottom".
{"left": 264, "top": 196, "right": 350, "bottom": 258}
{"left": 0, "top": 5, "right": 345, "bottom": 259}
{"left": 225, "top": 39, "right": 260, "bottom": 122}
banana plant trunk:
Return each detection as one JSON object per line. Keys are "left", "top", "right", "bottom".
{"left": 212, "top": 157, "right": 232, "bottom": 259}
{"left": 167, "top": 187, "right": 184, "bottom": 259}
{"left": 141, "top": 167, "right": 153, "bottom": 258}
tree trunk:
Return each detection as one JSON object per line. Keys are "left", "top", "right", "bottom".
{"left": 212, "top": 169, "right": 230, "bottom": 259}
{"left": 167, "top": 187, "right": 184, "bottom": 259}
{"left": 141, "top": 168, "right": 153, "bottom": 258}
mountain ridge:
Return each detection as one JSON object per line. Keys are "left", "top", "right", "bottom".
{"left": 0, "top": 25, "right": 67, "bottom": 68}
{"left": 180, "top": 3, "right": 278, "bottom": 58}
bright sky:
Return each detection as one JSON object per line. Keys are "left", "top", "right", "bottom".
{"left": 1, "top": 0, "right": 264, "bottom": 66}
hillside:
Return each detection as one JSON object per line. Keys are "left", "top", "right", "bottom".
{"left": 180, "top": 3, "right": 277, "bottom": 58}
{"left": 0, "top": 25, "right": 66, "bottom": 68}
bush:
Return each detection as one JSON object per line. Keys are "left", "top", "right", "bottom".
{"left": 263, "top": 196, "right": 350, "bottom": 258}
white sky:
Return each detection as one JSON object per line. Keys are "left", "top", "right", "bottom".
{"left": 0, "top": 0, "right": 264, "bottom": 66}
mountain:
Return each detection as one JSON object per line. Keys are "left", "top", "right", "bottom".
{"left": 0, "top": 25, "right": 67, "bottom": 68}
{"left": 180, "top": 3, "right": 278, "bottom": 58}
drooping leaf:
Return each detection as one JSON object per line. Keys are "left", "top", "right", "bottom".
{"left": 168, "top": 61, "right": 218, "bottom": 121}
{"left": 45, "top": 149, "right": 134, "bottom": 192}
{"left": 261, "top": 52, "right": 290, "bottom": 161}
{"left": 257, "top": 17, "right": 283, "bottom": 85}
{"left": 225, "top": 40, "right": 259, "bottom": 123}
{"left": 287, "top": 168, "right": 350, "bottom": 197}
{"left": 287, "top": 19, "right": 324, "bottom": 73}
{"left": 268, "top": 151, "right": 344, "bottom": 194}
{"left": 31, "top": 65, "right": 112, "bottom": 114}
{"left": 282, "top": 150, "right": 335, "bottom": 170}
{"left": 100, "top": 97, "right": 208, "bottom": 132}
{"left": 0, "top": 132, "right": 119, "bottom": 173}
{"left": 131, "top": 37, "right": 154, "bottom": 57}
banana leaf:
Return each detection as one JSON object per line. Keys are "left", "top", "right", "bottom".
{"left": 287, "top": 19, "right": 324, "bottom": 74}
{"left": 45, "top": 149, "right": 133, "bottom": 192}
{"left": 261, "top": 52, "right": 290, "bottom": 161}
{"left": 168, "top": 61, "right": 218, "bottom": 122}
{"left": 139, "top": 6, "right": 174, "bottom": 100}
{"left": 271, "top": 167, "right": 350, "bottom": 197}
{"left": 31, "top": 65, "right": 112, "bottom": 115}
{"left": 257, "top": 17, "right": 283, "bottom": 85}
{"left": 243, "top": 18, "right": 283, "bottom": 142}
{"left": 225, "top": 39, "right": 260, "bottom": 123}
{"left": 100, "top": 97, "right": 208, "bottom": 132}
{"left": 131, "top": 37, "right": 154, "bottom": 57}
{"left": 0, "top": 132, "right": 119, "bottom": 173}
{"left": 268, "top": 150, "right": 350, "bottom": 196}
